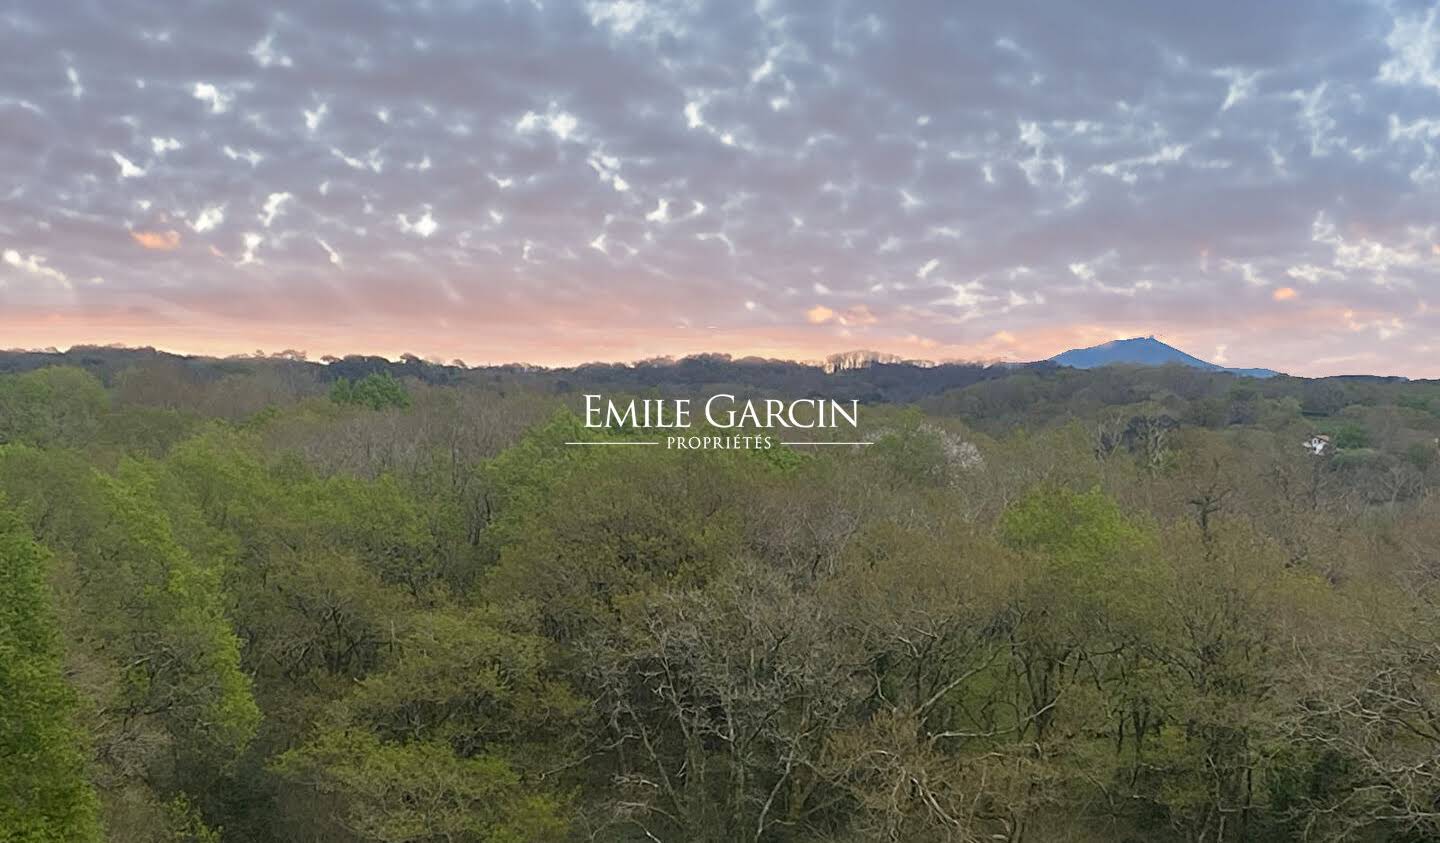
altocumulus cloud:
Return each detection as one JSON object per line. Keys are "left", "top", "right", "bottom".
{"left": 0, "top": 0, "right": 1438, "bottom": 375}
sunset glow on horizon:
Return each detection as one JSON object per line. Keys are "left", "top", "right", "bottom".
{"left": 4, "top": 1, "right": 1439, "bottom": 377}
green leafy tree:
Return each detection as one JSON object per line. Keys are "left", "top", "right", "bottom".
{"left": 330, "top": 373, "right": 411, "bottom": 410}
{"left": 275, "top": 731, "right": 565, "bottom": 843}
{"left": 274, "top": 608, "right": 575, "bottom": 842}
{"left": 0, "top": 367, "right": 109, "bottom": 448}
{"left": 0, "top": 447, "right": 259, "bottom": 831}
{"left": 0, "top": 502, "right": 102, "bottom": 842}
{"left": 1333, "top": 423, "right": 1370, "bottom": 450}
{"left": 483, "top": 419, "right": 753, "bottom": 640}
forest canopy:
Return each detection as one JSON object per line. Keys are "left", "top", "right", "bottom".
{"left": 1, "top": 350, "right": 1438, "bottom": 842}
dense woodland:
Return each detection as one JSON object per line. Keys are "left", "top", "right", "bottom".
{"left": 3, "top": 347, "right": 1440, "bottom": 842}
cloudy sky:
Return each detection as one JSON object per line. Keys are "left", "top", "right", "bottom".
{"left": 2, "top": 0, "right": 1439, "bottom": 375}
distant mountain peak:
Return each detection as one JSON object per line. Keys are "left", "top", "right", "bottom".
{"left": 1050, "top": 336, "right": 1281, "bottom": 378}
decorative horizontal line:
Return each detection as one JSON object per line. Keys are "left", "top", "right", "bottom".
{"left": 562, "top": 440, "right": 874, "bottom": 447}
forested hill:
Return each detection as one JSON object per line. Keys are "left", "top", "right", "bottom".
{"left": 0, "top": 345, "right": 1031, "bottom": 404}
{"left": 3, "top": 348, "right": 1440, "bottom": 841}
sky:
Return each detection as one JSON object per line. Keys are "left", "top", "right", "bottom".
{"left": 2, "top": 0, "right": 1439, "bottom": 377}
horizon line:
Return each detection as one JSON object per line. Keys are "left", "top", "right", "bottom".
{"left": 1, "top": 340, "right": 1427, "bottom": 382}
{"left": 3, "top": 341, "right": 1026, "bottom": 373}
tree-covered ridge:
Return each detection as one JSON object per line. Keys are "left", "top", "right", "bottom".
{"left": 0, "top": 359, "right": 1437, "bottom": 841}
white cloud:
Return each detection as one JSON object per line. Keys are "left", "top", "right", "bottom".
{"left": 697, "top": 231, "right": 736, "bottom": 255}
{"left": 304, "top": 103, "right": 327, "bottom": 133}
{"left": 1016, "top": 120, "right": 1066, "bottom": 185}
{"left": 189, "top": 204, "right": 225, "bottom": 233}
{"left": 1093, "top": 144, "right": 1187, "bottom": 183}
{"left": 751, "top": 56, "right": 776, "bottom": 84}
{"left": 1345, "top": 311, "right": 1406, "bottom": 339}
{"left": 111, "top": 151, "right": 145, "bottom": 178}
{"left": 587, "top": 153, "right": 630, "bottom": 192}
{"left": 1287, "top": 264, "right": 1343, "bottom": 284}
{"left": 250, "top": 33, "right": 293, "bottom": 68}
{"left": 1312, "top": 212, "right": 1421, "bottom": 276}
{"left": 1224, "top": 259, "right": 1268, "bottom": 286}
{"left": 237, "top": 232, "right": 263, "bottom": 265}
{"left": 586, "top": 0, "right": 684, "bottom": 42}
{"left": 1291, "top": 83, "right": 1342, "bottom": 156}
{"left": 150, "top": 136, "right": 182, "bottom": 156}
{"left": 1215, "top": 68, "right": 1259, "bottom": 110}
{"left": 995, "top": 36, "right": 1026, "bottom": 56}
{"left": 260, "top": 192, "right": 291, "bottom": 227}
{"left": 1004, "top": 288, "right": 1044, "bottom": 311}
{"left": 949, "top": 281, "right": 986, "bottom": 309}
{"left": 1387, "top": 115, "right": 1440, "bottom": 184}
{"left": 684, "top": 100, "right": 705, "bottom": 129}
{"left": 645, "top": 198, "right": 670, "bottom": 222}
{"left": 192, "top": 82, "right": 232, "bottom": 114}
{"left": 397, "top": 208, "right": 438, "bottom": 238}
{"left": 66, "top": 66, "right": 82, "bottom": 98}
{"left": 223, "top": 146, "right": 264, "bottom": 167}
{"left": 1389, "top": 114, "right": 1440, "bottom": 142}
{"left": 516, "top": 105, "right": 579, "bottom": 141}
{"left": 2, "top": 248, "right": 70, "bottom": 286}
{"left": 331, "top": 145, "right": 383, "bottom": 173}
{"left": 587, "top": 0, "right": 647, "bottom": 35}
{"left": 1379, "top": 6, "right": 1440, "bottom": 92}
{"left": 317, "top": 238, "right": 342, "bottom": 266}
{"left": 916, "top": 258, "right": 939, "bottom": 280}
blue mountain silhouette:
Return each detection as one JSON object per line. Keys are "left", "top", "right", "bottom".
{"left": 1051, "top": 336, "right": 1280, "bottom": 378}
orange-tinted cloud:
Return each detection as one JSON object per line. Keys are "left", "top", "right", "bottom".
{"left": 806, "top": 304, "right": 877, "bottom": 326}
{"left": 1273, "top": 286, "right": 1298, "bottom": 301}
{"left": 131, "top": 229, "right": 181, "bottom": 251}
{"left": 806, "top": 305, "right": 836, "bottom": 324}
